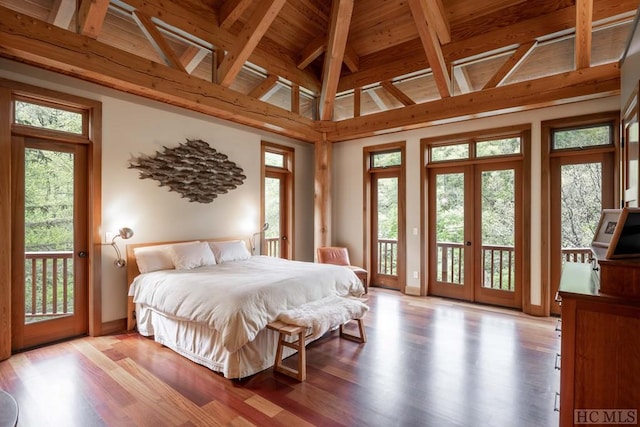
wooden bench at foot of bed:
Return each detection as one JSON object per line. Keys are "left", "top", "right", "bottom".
{"left": 267, "top": 318, "right": 366, "bottom": 382}
{"left": 267, "top": 295, "right": 368, "bottom": 382}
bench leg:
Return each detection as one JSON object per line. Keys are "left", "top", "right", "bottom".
{"left": 339, "top": 318, "right": 367, "bottom": 343}
{"left": 273, "top": 330, "right": 307, "bottom": 381}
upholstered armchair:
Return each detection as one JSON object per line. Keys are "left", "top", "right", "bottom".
{"left": 317, "top": 246, "right": 368, "bottom": 293}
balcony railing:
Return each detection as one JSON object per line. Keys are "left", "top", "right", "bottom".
{"left": 435, "top": 243, "right": 594, "bottom": 291}
{"left": 378, "top": 239, "right": 398, "bottom": 276}
{"left": 264, "top": 237, "right": 280, "bottom": 258}
{"left": 24, "top": 251, "right": 74, "bottom": 322}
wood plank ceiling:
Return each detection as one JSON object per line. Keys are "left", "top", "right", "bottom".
{"left": 0, "top": 0, "right": 636, "bottom": 142}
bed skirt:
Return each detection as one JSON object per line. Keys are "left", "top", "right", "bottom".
{"left": 136, "top": 304, "right": 299, "bottom": 379}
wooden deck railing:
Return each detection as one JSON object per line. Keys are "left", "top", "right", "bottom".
{"left": 377, "top": 239, "right": 398, "bottom": 276}
{"left": 24, "top": 251, "right": 74, "bottom": 321}
{"left": 435, "top": 244, "right": 594, "bottom": 291}
{"left": 265, "top": 237, "right": 280, "bottom": 258}
{"left": 561, "top": 247, "right": 592, "bottom": 263}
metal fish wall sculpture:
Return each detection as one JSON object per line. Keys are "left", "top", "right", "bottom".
{"left": 129, "top": 139, "right": 246, "bottom": 203}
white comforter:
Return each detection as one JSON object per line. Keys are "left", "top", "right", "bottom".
{"left": 128, "top": 256, "right": 364, "bottom": 353}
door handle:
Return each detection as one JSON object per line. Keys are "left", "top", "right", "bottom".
{"left": 465, "top": 241, "right": 472, "bottom": 246}
{"left": 78, "top": 251, "right": 88, "bottom": 258}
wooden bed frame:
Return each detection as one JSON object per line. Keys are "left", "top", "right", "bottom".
{"left": 125, "top": 236, "right": 251, "bottom": 331}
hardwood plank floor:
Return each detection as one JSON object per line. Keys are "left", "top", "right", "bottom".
{"left": 0, "top": 289, "right": 560, "bottom": 427}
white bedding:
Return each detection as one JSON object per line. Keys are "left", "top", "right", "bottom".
{"left": 128, "top": 256, "right": 364, "bottom": 354}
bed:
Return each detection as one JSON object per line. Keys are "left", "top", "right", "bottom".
{"left": 125, "top": 237, "right": 365, "bottom": 379}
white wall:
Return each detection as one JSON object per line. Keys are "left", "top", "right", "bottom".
{"left": 0, "top": 59, "right": 314, "bottom": 323}
{"left": 332, "top": 96, "right": 620, "bottom": 306}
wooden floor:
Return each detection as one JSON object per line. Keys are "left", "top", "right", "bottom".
{"left": 0, "top": 289, "right": 560, "bottom": 427}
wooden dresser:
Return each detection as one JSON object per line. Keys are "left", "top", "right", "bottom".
{"left": 557, "top": 258, "right": 640, "bottom": 426}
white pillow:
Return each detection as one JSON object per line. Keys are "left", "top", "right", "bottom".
{"left": 169, "top": 241, "right": 216, "bottom": 270}
{"left": 134, "top": 245, "right": 174, "bottom": 273}
{"left": 134, "top": 241, "right": 200, "bottom": 273}
{"left": 208, "top": 240, "right": 251, "bottom": 263}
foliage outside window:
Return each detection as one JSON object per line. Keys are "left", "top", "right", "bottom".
{"left": 431, "top": 143, "right": 470, "bottom": 162}
{"left": 371, "top": 151, "right": 401, "bottom": 168}
{"left": 265, "top": 151, "right": 284, "bottom": 168}
{"left": 14, "top": 100, "right": 83, "bottom": 135}
{"left": 552, "top": 124, "right": 612, "bottom": 150}
{"left": 476, "top": 138, "right": 521, "bottom": 157}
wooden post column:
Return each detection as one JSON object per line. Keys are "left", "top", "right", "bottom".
{"left": 0, "top": 87, "right": 11, "bottom": 360}
{"left": 314, "top": 136, "right": 332, "bottom": 256}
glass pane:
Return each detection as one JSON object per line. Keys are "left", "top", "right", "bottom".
{"left": 265, "top": 152, "right": 284, "bottom": 168}
{"left": 560, "top": 162, "right": 602, "bottom": 263}
{"left": 476, "top": 138, "right": 521, "bottom": 157}
{"left": 377, "top": 177, "right": 398, "bottom": 276}
{"left": 431, "top": 144, "right": 469, "bottom": 162}
{"left": 435, "top": 173, "right": 465, "bottom": 285}
{"left": 24, "top": 148, "right": 75, "bottom": 323}
{"left": 264, "top": 177, "right": 281, "bottom": 257}
{"left": 481, "top": 169, "right": 516, "bottom": 291}
{"left": 14, "top": 101, "right": 83, "bottom": 134}
{"left": 372, "top": 151, "right": 401, "bottom": 168}
{"left": 553, "top": 124, "right": 612, "bottom": 150}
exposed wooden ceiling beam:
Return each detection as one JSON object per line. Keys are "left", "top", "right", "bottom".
{"left": 319, "top": 0, "right": 354, "bottom": 121}
{"left": 48, "top": 0, "right": 75, "bottom": 29}
{"left": 321, "top": 63, "right": 619, "bottom": 141}
{"left": 297, "top": 34, "right": 359, "bottom": 72}
{"left": 180, "top": 45, "right": 208, "bottom": 74}
{"left": 483, "top": 41, "right": 537, "bottom": 89}
{"left": 77, "top": 0, "right": 110, "bottom": 38}
{"left": 337, "top": 0, "right": 636, "bottom": 93}
{"left": 123, "top": 0, "right": 321, "bottom": 93}
{"left": 0, "top": 6, "right": 319, "bottom": 142}
{"left": 453, "top": 66, "right": 472, "bottom": 93}
{"left": 343, "top": 43, "right": 360, "bottom": 72}
{"left": 380, "top": 81, "right": 415, "bottom": 106}
{"left": 368, "top": 88, "right": 390, "bottom": 110}
{"left": 219, "top": 0, "right": 252, "bottom": 30}
{"left": 217, "top": 0, "right": 287, "bottom": 87}
{"left": 424, "top": 0, "right": 450, "bottom": 44}
{"left": 249, "top": 74, "right": 279, "bottom": 99}
{"left": 297, "top": 35, "right": 326, "bottom": 69}
{"left": 408, "top": 0, "right": 451, "bottom": 98}
{"left": 133, "top": 11, "right": 186, "bottom": 72}
{"left": 575, "top": 0, "right": 593, "bottom": 69}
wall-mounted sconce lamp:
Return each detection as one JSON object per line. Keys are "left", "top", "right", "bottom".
{"left": 250, "top": 222, "right": 269, "bottom": 254}
{"left": 109, "top": 227, "right": 134, "bottom": 267}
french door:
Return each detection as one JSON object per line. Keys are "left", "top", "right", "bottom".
{"left": 549, "top": 153, "right": 614, "bottom": 315}
{"left": 11, "top": 136, "right": 89, "bottom": 350}
{"left": 262, "top": 142, "right": 293, "bottom": 259}
{"left": 428, "top": 161, "right": 523, "bottom": 308}
{"left": 370, "top": 169, "right": 401, "bottom": 290}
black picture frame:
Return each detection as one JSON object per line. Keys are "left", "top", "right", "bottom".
{"left": 592, "top": 209, "right": 622, "bottom": 248}
{"left": 606, "top": 207, "right": 640, "bottom": 259}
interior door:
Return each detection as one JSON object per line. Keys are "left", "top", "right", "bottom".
{"left": 11, "top": 136, "right": 89, "bottom": 350}
{"left": 428, "top": 162, "right": 522, "bottom": 309}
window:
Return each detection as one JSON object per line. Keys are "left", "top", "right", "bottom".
{"left": 13, "top": 98, "right": 85, "bottom": 135}
{"left": 429, "top": 133, "right": 523, "bottom": 164}
{"left": 551, "top": 123, "right": 613, "bottom": 151}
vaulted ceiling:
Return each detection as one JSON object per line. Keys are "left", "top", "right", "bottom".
{"left": 0, "top": 0, "right": 637, "bottom": 142}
